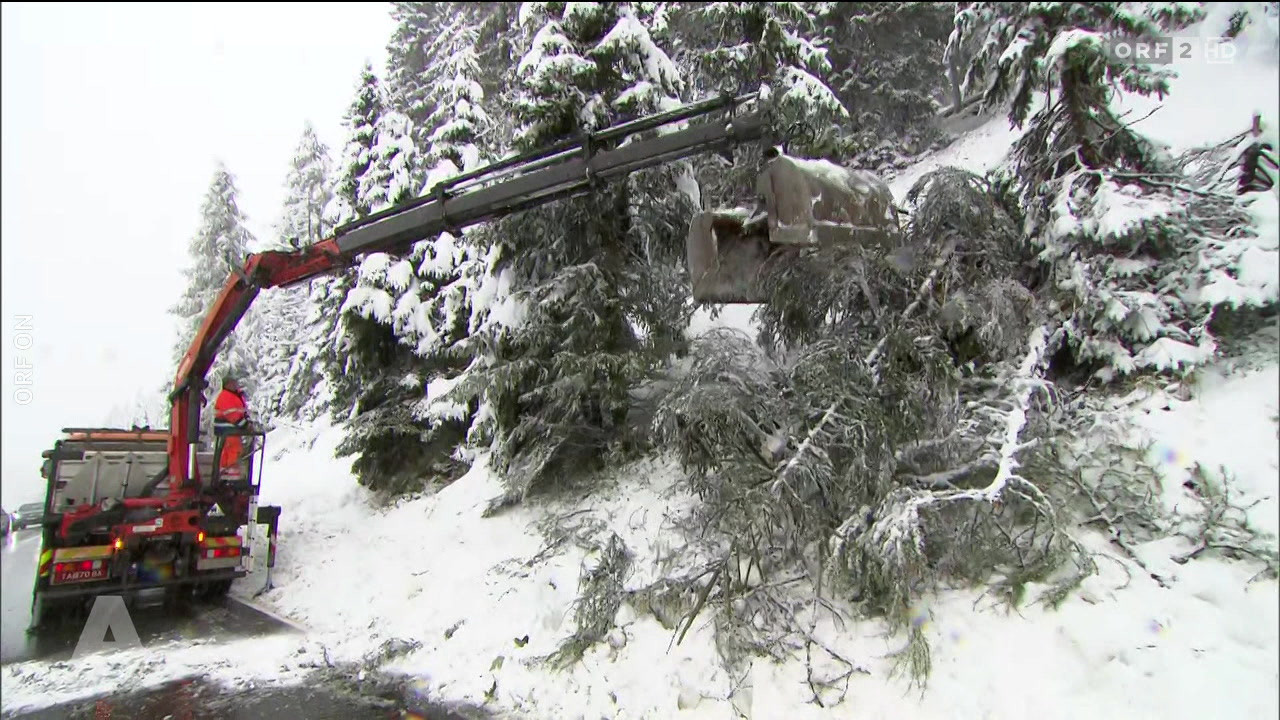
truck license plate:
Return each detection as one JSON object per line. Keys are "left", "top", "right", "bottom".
{"left": 53, "top": 565, "right": 108, "bottom": 584}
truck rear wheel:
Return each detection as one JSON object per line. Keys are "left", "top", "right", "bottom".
{"left": 163, "top": 584, "right": 193, "bottom": 612}
{"left": 202, "top": 579, "right": 233, "bottom": 601}
{"left": 191, "top": 579, "right": 232, "bottom": 602}
{"left": 30, "top": 594, "right": 83, "bottom": 631}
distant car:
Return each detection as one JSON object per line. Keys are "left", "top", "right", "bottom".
{"left": 12, "top": 502, "right": 46, "bottom": 530}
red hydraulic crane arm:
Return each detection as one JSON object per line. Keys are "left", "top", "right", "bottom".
{"left": 168, "top": 239, "right": 345, "bottom": 489}
{"left": 166, "top": 92, "right": 767, "bottom": 493}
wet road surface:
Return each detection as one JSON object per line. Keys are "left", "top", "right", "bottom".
{"left": 2, "top": 530, "right": 483, "bottom": 719}
{"left": 2, "top": 529, "right": 294, "bottom": 664}
{"left": 8, "top": 676, "right": 407, "bottom": 719}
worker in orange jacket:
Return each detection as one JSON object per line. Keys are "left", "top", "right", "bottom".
{"left": 213, "top": 376, "right": 250, "bottom": 478}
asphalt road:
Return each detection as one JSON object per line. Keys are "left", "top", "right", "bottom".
{"left": 1, "top": 528, "right": 292, "bottom": 665}
{"left": 1, "top": 528, "right": 484, "bottom": 720}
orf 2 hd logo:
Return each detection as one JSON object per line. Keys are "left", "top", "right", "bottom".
{"left": 1107, "top": 35, "right": 1248, "bottom": 66}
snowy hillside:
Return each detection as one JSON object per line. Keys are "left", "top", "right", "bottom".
{"left": 3, "top": 342, "right": 1275, "bottom": 719}
{"left": 4, "top": 3, "right": 1279, "bottom": 718}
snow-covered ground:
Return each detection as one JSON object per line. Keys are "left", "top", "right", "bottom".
{"left": 4, "top": 343, "right": 1274, "bottom": 719}
{"left": 253, "top": 354, "right": 1280, "bottom": 720}
{"left": 4, "top": 12, "right": 1279, "bottom": 718}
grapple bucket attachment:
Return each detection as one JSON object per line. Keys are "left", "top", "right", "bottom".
{"left": 687, "top": 210, "right": 773, "bottom": 304}
{"left": 687, "top": 154, "right": 902, "bottom": 304}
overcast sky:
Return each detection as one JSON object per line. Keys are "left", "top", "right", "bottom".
{"left": 1, "top": 2, "right": 396, "bottom": 508}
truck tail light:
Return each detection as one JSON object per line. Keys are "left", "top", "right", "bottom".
{"left": 54, "top": 560, "right": 102, "bottom": 573}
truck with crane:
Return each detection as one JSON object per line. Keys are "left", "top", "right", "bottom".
{"left": 26, "top": 92, "right": 901, "bottom": 630}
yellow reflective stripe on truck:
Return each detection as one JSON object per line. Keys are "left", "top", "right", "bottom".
{"left": 51, "top": 545, "right": 114, "bottom": 562}
{"left": 38, "top": 549, "right": 53, "bottom": 577}
{"left": 200, "top": 536, "right": 241, "bottom": 548}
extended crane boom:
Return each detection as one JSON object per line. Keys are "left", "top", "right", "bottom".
{"left": 28, "top": 93, "right": 906, "bottom": 628}
{"left": 168, "top": 93, "right": 766, "bottom": 493}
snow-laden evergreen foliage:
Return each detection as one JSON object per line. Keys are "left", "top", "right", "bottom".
{"left": 277, "top": 68, "right": 383, "bottom": 423}
{"left": 654, "top": 167, "right": 1081, "bottom": 683}
{"left": 332, "top": 7, "right": 508, "bottom": 492}
{"left": 688, "top": 2, "right": 844, "bottom": 142}
{"left": 170, "top": 163, "right": 257, "bottom": 402}
{"left": 249, "top": 124, "right": 335, "bottom": 425}
{"left": 669, "top": 1, "right": 847, "bottom": 212}
{"left": 331, "top": 64, "right": 385, "bottom": 224}
{"left": 386, "top": 3, "right": 448, "bottom": 132}
{"left": 364, "top": 108, "right": 422, "bottom": 211}
{"left": 388, "top": 2, "right": 513, "bottom": 156}
{"left": 418, "top": 11, "right": 492, "bottom": 180}
{"left": 455, "top": 1, "right": 699, "bottom": 506}
{"left": 379, "top": 7, "right": 496, "bottom": 477}
{"left": 327, "top": 64, "right": 449, "bottom": 492}
{"left": 473, "top": 3, "right": 523, "bottom": 137}
{"left": 278, "top": 123, "right": 336, "bottom": 250}
{"left": 951, "top": 2, "right": 1276, "bottom": 381}
{"left": 820, "top": 2, "right": 955, "bottom": 167}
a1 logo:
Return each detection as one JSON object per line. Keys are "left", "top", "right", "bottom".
{"left": 73, "top": 595, "right": 142, "bottom": 658}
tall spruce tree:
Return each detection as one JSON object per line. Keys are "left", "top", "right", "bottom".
{"left": 278, "top": 123, "right": 335, "bottom": 249}
{"left": 455, "top": 1, "right": 698, "bottom": 504}
{"left": 365, "top": 107, "right": 421, "bottom": 211}
{"left": 170, "top": 163, "right": 257, "bottom": 405}
{"left": 379, "top": 4, "right": 496, "bottom": 475}
{"left": 279, "top": 67, "right": 384, "bottom": 421}
{"left": 333, "top": 4, "right": 516, "bottom": 491}
{"left": 331, "top": 58, "right": 462, "bottom": 493}
{"left": 387, "top": 3, "right": 512, "bottom": 156}
{"left": 251, "top": 124, "right": 335, "bottom": 423}
{"left": 386, "top": 3, "right": 449, "bottom": 133}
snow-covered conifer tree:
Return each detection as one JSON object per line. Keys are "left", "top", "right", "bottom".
{"left": 278, "top": 67, "right": 384, "bottom": 421}
{"left": 459, "top": 1, "right": 699, "bottom": 503}
{"left": 666, "top": 2, "right": 847, "bottom": 210}
{"left": 331, "top": 63, "right": 385, "bottom": 223}
{"left": 170, "top": 163, "right": 257, "bottom": 399}
{"left": 332, "top": 56, "right": 473, "bottom": 492}
{"left": 277, "top": 123, "right": 334, "bottom": 250}
{"left": 951, "top": 3, "right": 1277, "bottom": 381}
{"left": 820, "top": 2, "right": 955, "bottom": 166}
{"left": 364, "top": 108, "right": 421, "bottom": 212}
{"left": 250, "top": 124, "right": 335, "bottom": 423}
{"left": 374, "top": 6, "right": 497, "bottom": 475}
{"left": 386, "top": 3, "right": 449, "bottom": 132}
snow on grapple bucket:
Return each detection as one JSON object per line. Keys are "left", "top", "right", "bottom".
{"left": 27, "top": 426, "right": 279, "bottom": 630}
{"left": 686, "top": 152, "right": 902, "bottom": 303}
